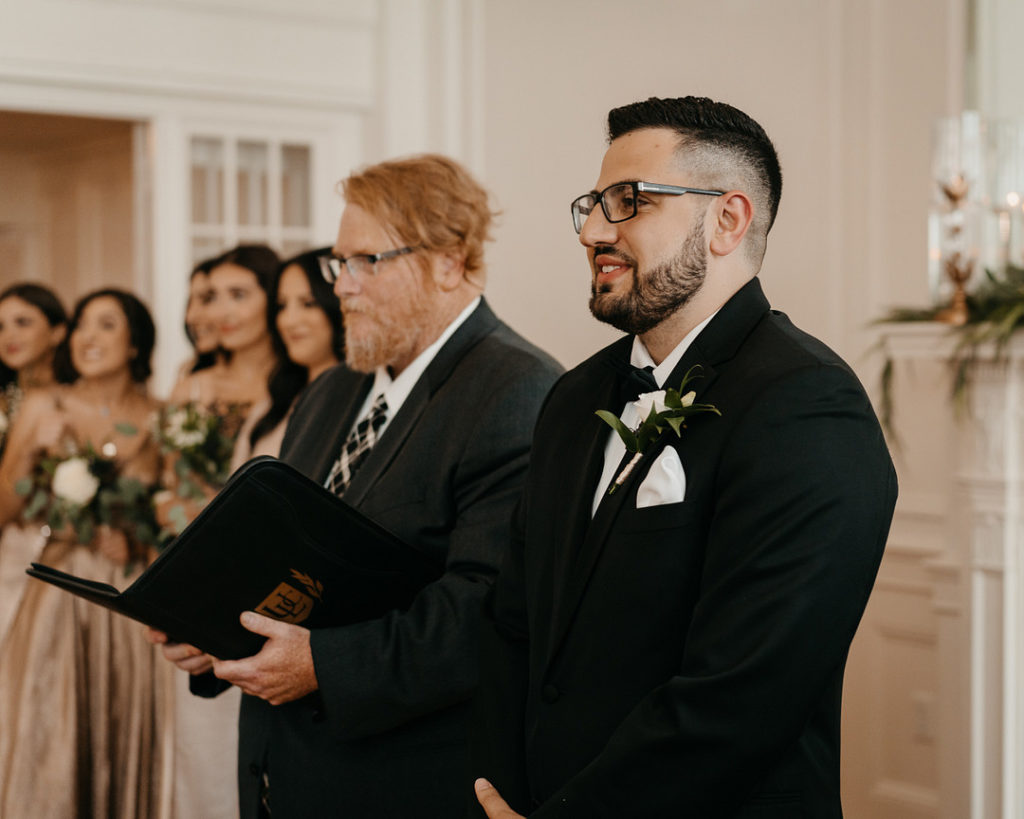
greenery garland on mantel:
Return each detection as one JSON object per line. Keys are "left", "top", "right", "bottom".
{"left": 876, "top": 264, "right": 1024, "bottom": 433}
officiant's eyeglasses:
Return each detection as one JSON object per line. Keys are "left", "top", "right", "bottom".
{"left": 570, "top": 181, "right": 724, "bottom": 234}
{"left": 318, "top": 246, "right": 421, "bottom": 284}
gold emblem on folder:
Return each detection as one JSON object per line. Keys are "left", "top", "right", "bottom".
{"left": 255, "top": 569, "right": 324, "bottom": 624}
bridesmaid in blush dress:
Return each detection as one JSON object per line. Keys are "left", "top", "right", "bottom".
{"left": 0, "top": 289, "right": 168, "bottom": 819}
{"left": 0, "top": 284, "right": 67, "bottom": 645}
{"left": 162, "top": 244, "right": 281, "bottom": 819}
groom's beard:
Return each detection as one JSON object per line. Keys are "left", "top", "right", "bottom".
{"left": 589, "top": 218, "right": 707, "bottom": 336}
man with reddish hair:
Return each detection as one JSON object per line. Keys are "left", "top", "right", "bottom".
{"left": 160, "top": 154, "right": 562, "bottom": 818}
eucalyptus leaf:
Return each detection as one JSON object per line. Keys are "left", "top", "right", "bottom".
{"left": 168, "top": 504, "right": 189, "bottom": 535}
{"left": 13, "top": 477, "right": 32, "bottom": 497}
{"left": 24, "top": 489, "right": 48, "bottom": 519}
{"left": 76, "top": 518, "right": 94, "bottom": 546}
{"left": 114, "top": 422, "right": 139, "bottom": 436}
{"left": 46, "top": 508, "right": 63, "bottom": 531}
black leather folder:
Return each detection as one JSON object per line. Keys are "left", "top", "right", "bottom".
{"left": 26, "top": 456, "right": 440, "bottom": 660}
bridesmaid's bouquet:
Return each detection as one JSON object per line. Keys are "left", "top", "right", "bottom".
{"left": 14, "top": 433, "right": 165, "bottom": 551}
{"left": 154, "top": 402, "right": 246, "bottom": 534}
{"left": 156, "top": 402, "right": 244, "bottom": 491}
{"left": 0, "top": 383, "right": 20, "bottom": 456}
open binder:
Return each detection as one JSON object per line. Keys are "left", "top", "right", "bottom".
{"left": 26, "top": 456, "right": 440, "bottom": 660}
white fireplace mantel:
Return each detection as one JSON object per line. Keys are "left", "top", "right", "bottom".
{"left": 882, "top": 322, "right": 1024, "bottom": 819}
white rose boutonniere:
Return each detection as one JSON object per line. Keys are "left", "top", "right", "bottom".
{"left": 634, "top": 390, "right": 670, "bottom": 418}
{"left": 51, "top": 456, "right": 101, "bottom": 506}
{"left": 596, "top": 365, "right": 720, "bottom": 495}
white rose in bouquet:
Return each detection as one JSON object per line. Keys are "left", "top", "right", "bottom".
{"left": 52, "top": 457, "right": 101, "bottom": 506}
{"left": 164, "top": 407, "right": 206, "bottom": 449}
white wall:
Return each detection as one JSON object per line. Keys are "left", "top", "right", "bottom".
{"left": 479, "top": 0, "right": 964, "bottom": 373}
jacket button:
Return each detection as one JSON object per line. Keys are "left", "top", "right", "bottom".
{"left": 248, "top": 763, "right": 260, "bottom": 776}
{"left": 541, "top": 684, "right": 560, "bottom": 703}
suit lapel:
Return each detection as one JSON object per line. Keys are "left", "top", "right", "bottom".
{"left": 341, "top": 299, "right": 501, "bottom": 507}
{"left": 292, "top": 369, "right": 372, "bottom": 484}
{"left": 547, "top": 341, "right": 629, "bottom": 598}
{"left": 546, "top": 278, "right": 772, "bottom": 665}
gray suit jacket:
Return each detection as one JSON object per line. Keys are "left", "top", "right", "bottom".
{"left": 217, "top": 299, "right": 562, "bottom": 818}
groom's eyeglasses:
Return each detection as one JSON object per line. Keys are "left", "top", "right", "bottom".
{"left": 570, "top": 181, "right": 724, "bottom": 234}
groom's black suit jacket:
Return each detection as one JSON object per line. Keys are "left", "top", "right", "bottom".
{"left": 471, "top": 278, "right": 898, "bottom": 818}
{"left": 195, "top": 300, "right": 561, "bottom": 819}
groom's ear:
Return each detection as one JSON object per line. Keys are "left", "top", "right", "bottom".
{"left": 708, "top": 190, "right": 753, "bottom": 258}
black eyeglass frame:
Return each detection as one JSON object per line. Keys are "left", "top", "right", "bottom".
{"left": 318, "top": 246, "right": 421, "bottom": 284}
{"left": 570, "top": 181, "right": 725, "bottom": 234}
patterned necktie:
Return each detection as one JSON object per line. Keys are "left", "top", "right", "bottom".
{"left": 326, "top": 394, "right": 389, "bottom": 496}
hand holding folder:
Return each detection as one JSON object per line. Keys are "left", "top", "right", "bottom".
{"left": 28, "top": 457, "right": 440, "bottom": 660}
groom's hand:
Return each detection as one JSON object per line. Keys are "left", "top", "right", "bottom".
{"left": 475, "top": 778, "right": 525, "bottom": 818}
{"left": 212, "top": 612, "right": 318, "bottom": 705}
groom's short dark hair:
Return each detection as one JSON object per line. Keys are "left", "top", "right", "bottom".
{"left": 608, "top": 96, "right": 783, "bottom": 247}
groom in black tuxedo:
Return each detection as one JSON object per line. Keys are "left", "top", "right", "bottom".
{"left": 157, "top": 154, "right": 561, "bottom": 818}
{"left": 470, "top": 97, "right": 898, "bottom": 818}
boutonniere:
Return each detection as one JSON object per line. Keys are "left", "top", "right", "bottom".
{"left": 595, "top": 365, "right": 720, "bottom": 495}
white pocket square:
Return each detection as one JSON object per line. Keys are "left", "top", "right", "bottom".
{"left": 636, "top": 447, "right": 686, "bottom": 508}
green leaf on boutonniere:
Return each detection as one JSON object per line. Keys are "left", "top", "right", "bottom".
{"left": 595, "top": 410, "right": 638, "bottom": 451}
{"left": 114, "top": 422, "right": 139, "bottom": 436}
{"left": 666, "top": 415, "right": 688, "bottom": 436}
{"left": 664, "top": 389, "right": 684, "bottom": 410}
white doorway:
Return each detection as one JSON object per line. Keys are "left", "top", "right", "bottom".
{"left": 0, "top": 110, "right": 146, "bottom": 305}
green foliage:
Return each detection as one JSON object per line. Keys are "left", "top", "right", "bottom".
{"left": 877, "top": 264, "right": 1024, "bottom": 430}
{"left": 156, "top": 402, "right": 242, "bottom": 491}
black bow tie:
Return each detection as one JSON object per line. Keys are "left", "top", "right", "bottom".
{"left": 606, "top": 357, "right": 659, "bottom": 406}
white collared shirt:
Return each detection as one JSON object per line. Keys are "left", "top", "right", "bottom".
{"left": 591, "top": 312, "right": 717, "bottom": 515}
{"left": 341, "top": 296, "right": 482, "bottom": 453}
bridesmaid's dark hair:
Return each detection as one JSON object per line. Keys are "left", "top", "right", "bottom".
{"left": 55, "top": 289, "right": 156, "bottom": 384}
{"left": 186, "top": 256, "right": 220, "bottom": 374}
{"left": 209, "top": 244, "right": 280, "bottom": 297}
{"left": 248, "top": 247, "right": 343, "bottom": 448}
{"left": 0, "top": 283, "right": 68, "bottom": 389}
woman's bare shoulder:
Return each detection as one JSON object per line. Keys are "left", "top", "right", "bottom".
{"left": 169, "top": 369, "right": 215, "bottom": 405}
{"left": 16, "top": 387, "right": 63, "bottom": 423}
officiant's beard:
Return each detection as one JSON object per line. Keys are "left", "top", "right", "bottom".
{"left": 341, "top": 292, "right": 434, "bottom": 374}
{"left": 589, "top": 219, "right": 707, "bottom": 336}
